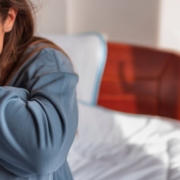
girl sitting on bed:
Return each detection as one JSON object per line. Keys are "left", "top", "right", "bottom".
{"left": 0, "top": 0, "right": 78, "bottom": 180}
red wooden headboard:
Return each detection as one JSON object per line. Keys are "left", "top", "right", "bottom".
{"left": 97, "top": 42, "right": 180, "bottom": 120}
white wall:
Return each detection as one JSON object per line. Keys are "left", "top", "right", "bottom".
{"left": 67, "top": 0, "right": 161, "bottom": 47}
{"left": 33, "top": 0, "right": 180, "bottom": 52}
{"left": 34, "top": 0, "right": 66, "bottom": 34}
{"left": 158, "top": 0, "right": 180, "bottom": 52}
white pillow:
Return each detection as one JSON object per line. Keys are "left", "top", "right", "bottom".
{"left": 39, "top": 32, "right": 107, "bottom": 105}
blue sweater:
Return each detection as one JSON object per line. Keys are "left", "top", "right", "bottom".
{"left": 0, "top": 44, "right": 79, "bottom": 180}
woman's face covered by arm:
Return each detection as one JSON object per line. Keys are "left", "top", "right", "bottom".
{"left": 0, "top": 8, "right": 17, "bottom": 54}
{"left": 0, "top": 23, "right": 4, "bottom": 54}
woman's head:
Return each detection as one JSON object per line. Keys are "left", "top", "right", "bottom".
{"left": 0, "top": 0, "right": 35, "bottom": 84}
{"left": 0, "top": 0, "right": 35, "bottom": 54}
{"left": 0, "top": 8, "right": 17, "bottom": 54}
{"left": 0, "top": 0, "right": 69, "bottom": 86}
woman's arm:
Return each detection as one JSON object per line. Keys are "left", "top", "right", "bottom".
{"left": 0, "top": 52, "right": 79, "bottom": 177}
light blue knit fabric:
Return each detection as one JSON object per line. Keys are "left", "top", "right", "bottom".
{"left": 0, "top": 45, "right": 79, "bottom": 180}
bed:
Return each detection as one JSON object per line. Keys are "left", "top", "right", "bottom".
{"left": 41, "top": 32, "right": 180, "bottom": 180}
{"left": 68, "top": 102, "right": 180, "bottom": 180}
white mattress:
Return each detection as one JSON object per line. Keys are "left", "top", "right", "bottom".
{"left": 67, "top": 102, "right": 180, "bottom": 180}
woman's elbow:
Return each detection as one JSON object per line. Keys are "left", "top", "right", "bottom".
{"left": 31, "top": 148, "right": 65, "bottom": 175}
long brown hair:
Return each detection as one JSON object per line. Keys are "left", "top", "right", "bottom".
{"left": 0, "top": 0, "right": 69, "bottom": 86}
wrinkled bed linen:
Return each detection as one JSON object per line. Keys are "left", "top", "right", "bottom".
{"left": 67, "top": 102, "right": 180, "bottom": 180}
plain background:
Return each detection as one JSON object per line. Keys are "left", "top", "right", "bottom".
{"left": 35, "top": 0, "right": 180, "bottom": 52}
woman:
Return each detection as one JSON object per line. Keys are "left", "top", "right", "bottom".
{"left": 0, "top": 0, "right": 78, "bottom": 180}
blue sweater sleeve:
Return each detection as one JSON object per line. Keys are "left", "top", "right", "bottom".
{"left": 0, "top": 50, "right": 79, "bottom": 177}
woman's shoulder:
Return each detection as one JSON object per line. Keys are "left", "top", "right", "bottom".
{"left": 26, "top": 45, "right": 76, "bottom": 79}
{"left": 40, "top": 47, "right": 74, "bottom": 72}
{"left": 6, "top": 44, "right": 79, "bottom": 87}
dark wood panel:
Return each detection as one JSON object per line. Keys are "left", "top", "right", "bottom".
{"left": 159, "top": 55, "right": 180, "bottom": 119}
{"left": 97, "top": 42, "right": 180, "bottom": 120}
{"left": 98, "top": 95, "right": 158, "bottom": 114}
{"left": 100, "top": 80, "right": 157, "bottom": 96}
{"left": 104, "top": 44, "right": 171, "bottom": 79}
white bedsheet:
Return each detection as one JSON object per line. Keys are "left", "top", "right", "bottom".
{"left": 67, "top": 102, "right": 180, "bottom": 180}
